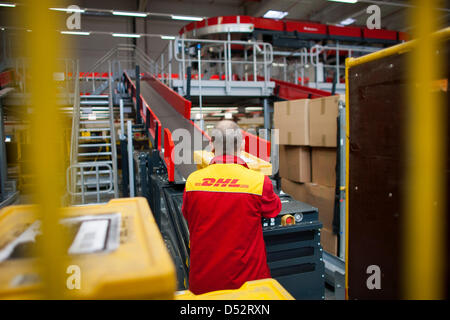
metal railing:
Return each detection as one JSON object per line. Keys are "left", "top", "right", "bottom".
{"left": 151, "top": 38, "right": 273, "bottom": 88}
{"left": 272, "top": 48, "right": 309, "bottom": 85}
{"left": 80, "top": 44, "right": 156, "bottom": 94}
{"left": 309, "top": 43, "right": 379, "bottom": 82}
{"left": 66, "top": 162, "right": 113, "bottom": 204}
{"left": 8, "top": 57, "right": 77, "bottom": 98}
{"left": 108, "top": 61, "right": 119, "bottom": 198}
{"left": 271, "top": 44, "right": 380, "bottom": 85}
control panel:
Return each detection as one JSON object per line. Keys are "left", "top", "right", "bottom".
{"left": 262, "top": 193, "right": 319, "bottom": 230}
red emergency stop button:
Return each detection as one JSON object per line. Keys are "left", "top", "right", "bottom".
{"left": 281, "top": 214, "right": 296, "bottom": 226}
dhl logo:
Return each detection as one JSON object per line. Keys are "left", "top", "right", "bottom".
{"left": 195, "top": 178, "right": 249, "bottom": 188}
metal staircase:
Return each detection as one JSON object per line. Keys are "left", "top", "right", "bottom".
{"left": 66, "top": 45, "right": 156, "bottom": 205}
{"left": 67, "top": 63, "right": 119, "bottom": 204}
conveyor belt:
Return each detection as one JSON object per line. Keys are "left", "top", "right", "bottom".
{"left": 136, "top": 79, "right": 210, "bottom": 180}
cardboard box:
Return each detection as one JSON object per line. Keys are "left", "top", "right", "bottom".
{"left": 321, "top": 227, "right": 338, "bottom": 256}
{"left": 279, "top": 145, "right": 311, "bottom": 183}
{"left": 311, "top": 147, "right": 337, "bottom": 187}
{"left": 281, "top": 179, "right": 336, "bottom": 230}
{"left": 309, "top": 95, "right": 340, "bottom": 147}
{"left": 274, "top": 99, "right": 310, "bottom": 146}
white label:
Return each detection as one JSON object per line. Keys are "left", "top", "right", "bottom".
{"left": 88, "top": 113, "right": 97, "bottom": 121}
{"left": 68, "top": 220, "right": 109, "bottom": 254}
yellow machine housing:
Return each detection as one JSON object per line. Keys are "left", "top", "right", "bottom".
{"left": 0, "top": 198, "right": 176, "bottom": 299}
{"left": 175, "top": 279, "right": 294, "bottom": 300}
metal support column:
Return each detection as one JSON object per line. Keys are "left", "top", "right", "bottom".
{"left": 127, "top": 120, "right": 135, "bottom": 197}
{"left": 263, "top": 98, "right": 270, "bottom": 130}
{"left": 135, "top": 65, "right": 141, "bottom": 124}
{"left": 197, "top": 44, "right": 204, "bottom": 131}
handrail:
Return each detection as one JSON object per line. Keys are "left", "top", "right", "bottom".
{"left": 69, "top": 61, "right": 80, "bottom": 201}
{"left": 81, "top": 44, "right": 157, "bottom": 94}
{"left": 172, "top": 38, "right": 273, "bottom": 84}
{"left": 108, "top": 61, "right": 119, "bottom": 197}
{"left": 164, "top": 128, "right": 175, "bottom": 182}
{"left": 140, "top": 98, "right": 162, "bottom": 150}
{"left": 309, "top": 43, "right": 380, "bottom": 82}
{"left": 66, "top": 162, "right": 113, "bottom": 204}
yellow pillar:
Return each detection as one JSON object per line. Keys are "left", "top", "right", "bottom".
{"left": 25, "top": 0, "right": 67, "bottom": 299}
{"left": 404, "top": 0, "right": 446, "bottom": 299}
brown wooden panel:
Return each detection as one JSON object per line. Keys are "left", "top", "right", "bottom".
{"left": 348, "top": 40, "right": 449, "bottom": 299}
{"left": 348, "top": 53, "right": 406, "bottom": 299}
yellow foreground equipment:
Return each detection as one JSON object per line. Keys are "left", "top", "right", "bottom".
{"left": 175, "top": 279, "right": 294, "bottom": 300}
{"left": 194, "top": 150, "right": 272, "bottom": 175}
{"left": 0, "top": 198, "right": 176, "bottom": 299}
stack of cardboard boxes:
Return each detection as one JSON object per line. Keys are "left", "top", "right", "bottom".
{"left": 274, "top": 95, "right": 340, "bottom": 256}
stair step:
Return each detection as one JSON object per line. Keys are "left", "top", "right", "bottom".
{"left": 78, "top": 152, "right": 112, "bottom": 157}
{"left": 76, "top": 170, "right": 111, "bottom": 175}
{"left": 73, "top": 190, "right": 115, "bottom": 196}
{"left": 81, "top": 100, "right": 109, "bottom": 106}
{"left": 80, "top": 117, "right": 110, "bottom": 122}
{"left": 79, "top": 135, "right": 111, "bottom": 140}
{"left": 80, "top": 95, "right": 109, "bottom": 99}
{"left": 80, "top": 120, "right": 110, "bottom": 125}
{"left": 80, "top": 107, "right": 109, "bottom": 111}
{"left": 76, "top": 178, "right": 112, "bottom": 186}
{"left": 78, "top": 143, "right": 111, "bottom": 148}
{"left": 80, "top": 128, "right": 110, "bottom": 132}
{"left": 76, "top": 160, "right": 113, "bottom": 166}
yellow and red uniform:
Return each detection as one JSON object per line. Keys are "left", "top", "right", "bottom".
{"left": 182, "top": 155, "right": 281, "bottom": 294}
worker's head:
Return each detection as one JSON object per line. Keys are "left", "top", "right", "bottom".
{"left": 210, "top": 120, "right": 244, "bottom": 156}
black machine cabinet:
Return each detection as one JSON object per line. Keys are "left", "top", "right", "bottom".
{"left": 263, "top": 194, "right": 324, "bottom": 300}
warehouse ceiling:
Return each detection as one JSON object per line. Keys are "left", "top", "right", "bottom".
{"left": 242, "top": 0, "right": 449, "bottom": 32}
{"left": 2, "top": 0, "right": 448, "bottom": 33}
{"left": 141, "top": 0, "right": 447, "bottom": 32}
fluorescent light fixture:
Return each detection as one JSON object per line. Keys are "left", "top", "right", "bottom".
{"left": 328, "top": 0, "right": 358, "bottom": 3}
{"left": 171, "top": 15, "right": 203, "bottom": 21}
{"left": 161, "top": 35, "right": 175, "bottom": 40}
{"left": 50, "top": 7, "right": 85, "bottom": 13}
{"left": 112, "top": 33, "right": 141, "bottom": 38}
{"left": 0, "top": 3, "right": 16, "bottom": 7}
{"left": 340, "top": 17, "right": 356, "bottom": 25}
{"left": 112, "top": 11, "right": 148, "bottom": 17}
{"left": 263, "top": 10, "right": 288, "bottom": 20}
{"left": 61, "top": 31, "right": 90, "bottom": 35}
